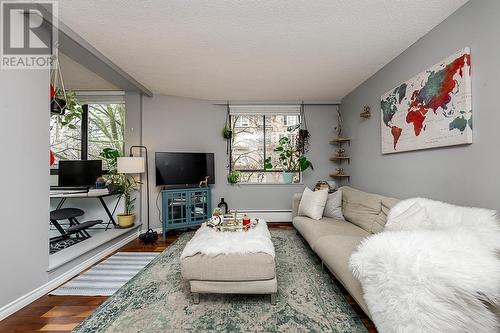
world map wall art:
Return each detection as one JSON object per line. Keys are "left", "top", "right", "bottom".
{"left": 381, "top": 48, "right": 472, "bottom": 154}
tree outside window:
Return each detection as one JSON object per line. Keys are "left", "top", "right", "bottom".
{"left": 50, "top": 103, "right": 125, "bottom": 169}
{"left": 230, "top": 114, "right": 300, "bottom": 184}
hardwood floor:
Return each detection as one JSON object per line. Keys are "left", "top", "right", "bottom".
{"left": 0, "top": 224, "right": 377, "bottom": 333}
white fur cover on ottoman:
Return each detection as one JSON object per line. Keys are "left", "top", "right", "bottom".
{"left": 350, "top": 198, "right": 500, "bottom": 333}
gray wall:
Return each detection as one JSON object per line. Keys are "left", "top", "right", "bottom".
{"left": 340, "top": 0, "right": 500, "bottom": 210}
{"left": 0, "top": 69, "right": 50, "bottom": 307}
{"left": 142, "top": 95, "right": 338, "bottom": 229}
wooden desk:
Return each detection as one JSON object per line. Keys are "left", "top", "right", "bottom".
{"left": 50, "top": 192, "right": 123, "bottom": 230}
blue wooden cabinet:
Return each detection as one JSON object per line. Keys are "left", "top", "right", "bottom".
{"left": 161, "top": 187, "right": 212, "bottom": 237}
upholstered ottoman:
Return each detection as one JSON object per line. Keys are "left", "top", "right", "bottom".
{"left": 181, "top": 220, "right": 277, "bottom": 304}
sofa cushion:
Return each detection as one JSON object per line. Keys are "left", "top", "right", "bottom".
{"left": 293, "top": 216, "right": 369, "bottom": 250}
{"left": 372, "top": 196, "right": 400, "bottom": 233}
{"left": 313, "top": 234, "right": 370, "bottom": 316}
{"left": 298, "top": 187, "right": 329, "bottom": 220}
{"left": 340, "top": 186, "right": 382, "bottom": 233}
{"left": 323, "top": 190, "right": 345, "bottom": 220}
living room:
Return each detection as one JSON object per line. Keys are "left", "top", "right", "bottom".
{"left": 1, "top": 0, "right": 499, "bottom": 332}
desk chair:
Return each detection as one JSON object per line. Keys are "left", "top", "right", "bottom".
{"left": 50, "top": 208, "right": 102, "bottom": 243}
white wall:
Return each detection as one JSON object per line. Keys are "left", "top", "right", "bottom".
{"left": 340, "top": 0, "right": 500, "bottom": 210}
{"left": 142, "top": 95, "right": 338, "bottom": 228}
{"left": 0, "top": 69, "right": 50, "bottom": 307}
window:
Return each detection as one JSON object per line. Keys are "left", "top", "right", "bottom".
{"left": 50, "top": 102, "right": 125, "bottom": 171}
{"left": 229, "top": 106, "right": 301, "bottom": 184}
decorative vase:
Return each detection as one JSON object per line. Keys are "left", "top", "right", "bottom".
{"left": 217, "top": 198, "right": 229, "bottom": 214}
{"left": 117, "top": 213, "right": 135, "bottom": 228}
{"left": 282, "top": 172, "right": 295, "bottom": 184}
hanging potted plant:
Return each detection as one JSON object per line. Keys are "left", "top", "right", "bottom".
{"left": 222, "top": 125, "right": 233, "bottom": 139}
{"left": 264, "top": 126, "right": 313, "bottom": 184}
{"left": 297, "top": 102, "right": 311, "bottom": 153}
{"left": 117, "top": 175, "right": 139, "bottom": 228}
{"left": 227, "top": 170, "right": 241, "bottom": 184}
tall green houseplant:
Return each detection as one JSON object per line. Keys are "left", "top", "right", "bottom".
{"left": 117, "top": 175, "right": 139, "bottom": 228}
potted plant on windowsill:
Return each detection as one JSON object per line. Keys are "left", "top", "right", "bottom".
{"left": 264, "top": 126, "right": 313, "bottom": 184}
{"left": 100, "top": 148, "right": 123, "bottom": 192}
{"left": 117, "top": 175, "right": 139, "bottom": 228}
{"left": 227, "top": 170, "right": 241, "bottom": 184}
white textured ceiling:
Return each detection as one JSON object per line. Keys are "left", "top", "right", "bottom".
{"left": 58, "top": 0, "right": 468, "bottom": 101}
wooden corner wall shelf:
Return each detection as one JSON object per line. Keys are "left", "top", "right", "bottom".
{"left": 329, "top": 137, "right": 351, "bottom": 145}
{"left": 329, "top": 173, "right": 350, "bottom": 178}
{"left": 330, "top": 156, "right": 350, "bottom": 165}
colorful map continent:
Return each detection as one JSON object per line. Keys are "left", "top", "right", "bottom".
{"left": 381, "top": 83, "right": 407, "bottom": 149}
{"left": 406, "top": 54, "right": 471, "bottom": 137}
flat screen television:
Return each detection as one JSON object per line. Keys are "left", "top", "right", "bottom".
{"left": 58, "top": 160, "right": 103, "bottom": 187}
{"left": 155, "top": 152, "right": 215, "bottom": 186}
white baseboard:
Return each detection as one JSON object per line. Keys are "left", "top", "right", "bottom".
{"left": 0, "top": 230, "right": 140, "bottom": 321}
{"left": 236, "top": 209, "right": 292, "bottom": 222}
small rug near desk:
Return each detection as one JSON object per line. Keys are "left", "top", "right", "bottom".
{"left": 50, "top": 252, "right": 158, "bottom": 296}
{"left": 72, "top": 230, "right": 367, "bottom": 333}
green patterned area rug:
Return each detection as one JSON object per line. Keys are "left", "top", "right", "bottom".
{"left": 73, "top": 230, "right": 367, "bottom": 333}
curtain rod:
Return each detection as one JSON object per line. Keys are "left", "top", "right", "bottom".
{"left": 212, "top": 103, "right": 341, "bottom": 106}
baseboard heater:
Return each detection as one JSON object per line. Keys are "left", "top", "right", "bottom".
{"left": 232, "top": 209, "right": 292, "bottom": 223}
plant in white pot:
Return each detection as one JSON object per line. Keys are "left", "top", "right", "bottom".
{"left": 264, "top": 127, "right": 313, "bottom": 184}
{"left": 117, "top": 175, "right": 139, "bottom": 228}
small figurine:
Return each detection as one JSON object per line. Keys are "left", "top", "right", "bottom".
{"left": 212, "top": 207, "right": 223, "bottom": 216}
{"left": 207, "top": 214, "right": 223, "bottom": 228}
{"left": 242, "top": 214, "right": 251, "bottom": 227}
{"left": 336, "top": 148, "right": 346, "bottom": 157}
{"left": 336, "top": 168, "right": 345, "bottom": 175}
{"left": 199, "top": 176, "right": 209, "bottom": 188}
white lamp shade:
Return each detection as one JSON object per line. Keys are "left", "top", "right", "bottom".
{"left": 117, "top": 157, "right": 145, "bottom": 174}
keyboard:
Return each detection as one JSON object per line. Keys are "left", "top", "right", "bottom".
{"left": 50, "top": 186, "right": 89, "bottom": 191}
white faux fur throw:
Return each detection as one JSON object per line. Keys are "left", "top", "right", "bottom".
{"left": 181, "top": 219, "right": 275, "bottom": 259}
{"left": 350, "top": 198, "right": 500, "bottom": 333}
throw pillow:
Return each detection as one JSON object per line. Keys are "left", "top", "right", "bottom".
{"left": 385, "top": 202, "right": 434, "bottom": 231}
{"left": 323, "top": 190, "right": 345, "bottom": 221}
{"left": 298, "top": 187, "right": 328, "bottom": 220}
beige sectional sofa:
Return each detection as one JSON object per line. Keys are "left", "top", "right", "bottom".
{"left": 292, "top": 186, "right": 399, "bottom": 318}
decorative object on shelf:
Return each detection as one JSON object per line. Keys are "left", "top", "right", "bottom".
{"left": 264, "top": 125, "right": 313, "bottom": 184}
{"left": 334, "top": 106, "right": 343, "bottom": 138}
{"left": 227, "top": 170, "right": 241, "bottom": 184}
{"left": 336, "top": 168, "right": 345, "bottom": 175}
{"left": 335, "top": 148, "right": 346, "bottom": 157}
{"left": 217, "top": 198, "right": 229, "bottom": 214}
{"left": 381, "top": 47, "right": 472, "bottom": 154}
{"left": 296, "top": 102, "right": 310, "bottom": 153}
{"left": 199, "top": 176, "right": 209, "bottom": 188}
{"left": 360, "top": 105, "right": 371, "bottom": 119}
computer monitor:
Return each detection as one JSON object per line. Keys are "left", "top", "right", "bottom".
{"left": 58, "top": 160, "right": 103, "bottom": 187}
